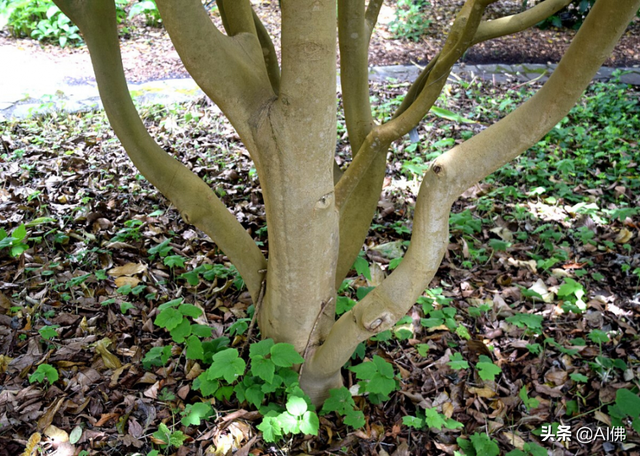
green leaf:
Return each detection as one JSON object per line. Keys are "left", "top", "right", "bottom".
{"left": 557, "top": 278, "right": 583, "bottom": 297}
{"left": 416, "top": 344, "right": 429, "bottom": 357}
{"left": 169, "top": 430, "right": 187, "bottom": 447}
{"left": 164, "top": 255, "right": 185, "bottom": 268}
{"left": 169, "top": 317, "right": 192, "bottom": 343}
{"left": 349, "top": 361, "right": 378, "bottom": 380}
{"left": 38, "top": 325, "right": 59, "bottom": 340}
{"left": 185, "top": 335, "right": 204, "bottom": 360}
{"left": 336, "top": 296, "right": 356, "bottom": 315}
{"left": 286, "top": 395, "right": 308, "bottom": 417}
{"left": 343, "top": 410, "right": 365, "bottom": 428}
{"left": 251, "top": 356, "right": 276, "bottom": 384}
{"left": 12, "top": 224, "right": 27, "bottom": 242}
{"left": 270, "top": 343, "right": 304, "bottom": 367}
{"left": 29, "top": 363, "right": 58, "bottom": 384}
{"left": 476, "top": 355, "right": 502, "bottom": 381}
{"left": 299, "top": 411, "right": 319, "bottom": 435}
{"left": 210, "top": 348, "right": 246, "bottom": 383}
{"left": 448, "top": 352, "right": 469, "bottom": 370}
{"left": 424, "top": 407, "right": 447, "bottom": 430}
{"left": 588, "top": 329, "right": 609, "bottom": 344}
{"left": 430, "top": 106, "right": 477, "bottom": 124}
{"left": 321, "top": 387, "right": 355, "bottom": 415}
{"left": 403, "top": 415, "right": 424, "bottom": 429}
{"left": 191, "top": 324, "right": 213, "bottom": 338}
{"left": 353, "top": 255, "right": 371, "bottom": 281}
{"left": 142, "top": 345, "right": 172, "bottom": 369}
{"left": 616, "top": 389, "right": 640, "bottom": 418}
{"left": 257, "top": 416, "right": 282, "bottom": 443}
{"left": 569, "top": 373, "right": 588, "bottom": 383}
{"left": 120, "top": 302, "right": 135, "bottom": 314}
{"left": 277, "top": 411, "right": 300, "bottom": 434}
{"left": 181, "top": 402, "right": 214, "bottom": 426}
{"left": 372, "top": 355, "right": 394, "bottom": 378}
{"left": 367, "top": 376, "right": 396, "bottom": 396}
{"left": 470, "top": 432, "right": 499, "bottom": 456}
{"left": 155, "top": 307, "right": 183, "bottom": 330}
{"left": 178, "top": 303, "right": 202, "bottom": 318}
{"left": 250, "top": 339, "right": 275, "bottom": 359}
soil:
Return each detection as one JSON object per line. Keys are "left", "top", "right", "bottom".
{"left": 1, "top": 0, "right": 639, "bottom": 84}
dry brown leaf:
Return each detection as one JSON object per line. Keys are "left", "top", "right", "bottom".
{"left": 94, "top": 338, "right": 122, "bottom": 369}
{"left": 468, "top": 385, "right": 497, "bottom": 398}
{"left": 44, "top": 424, "right": 69, "bottom": 443}
{"left": 614, "top": 227, "right": 634, "bottom": 244}
{"left": 594, "top": 410, "right": 611, "bottom": 426}
{"left": 37, "top": 397, "right": 65, "bottom": 431}
{"left": 108, "top": 263, "right": 147, "bottom": 277}
{"left": 115, "top": 276, "right": 141, "bottom": 287}
{"left": 502, "top": 431, "right": 525, "bottom": 450}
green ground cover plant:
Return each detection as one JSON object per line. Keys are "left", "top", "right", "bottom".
{"left": 1, "top": 67, "right": 639, "bottom": 455}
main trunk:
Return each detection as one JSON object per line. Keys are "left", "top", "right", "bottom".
{"left": 252, "top": 0, "right": 340, "bottom": 387}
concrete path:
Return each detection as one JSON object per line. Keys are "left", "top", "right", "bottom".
{"left": 1, "top": 41, "right": 639, "bottom": 121}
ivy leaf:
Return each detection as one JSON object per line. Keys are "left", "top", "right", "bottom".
{"left": 367, "top": 375, "right": 396, "bottom": 396}
{"left": 424, "top": 408, "right": 447, "bottom": 430}
{"left": 278, "top": 412, "right": 300, "bottom": 434}
{"left": 185, "top": 335, "right": 204, "bottom": 360}
{"left": 29, "top": 364, "right": 59, "bottom": 384}
{"left": 343, "top": 410, "right": 365, "bottom": 428}
{"left": 321, "top": 387, "right": 354, "bottom": 415}
{"left": 349, "top": 361, "right": 377, "bottom": 380}
{"left": 209, "top": 348, "right": 246, "bottom": 383}
{"left": 169, "top": 317, "right": 192, "bottom": 343}
{"left": 286, "top": 396, "right": 308, "bottom": 417}
{"left": 402, "top": 415, "right": 424, "bottom": 429}
{"left": 191, "top": 324, "right": 213, "bottom": 338}
{"left": 178, "top": 303, "right": 202, "bottom": 318}
{"left": 372, "top": 355, "right": 394, "bottom": 378}
{"left": 470, "top": 432, "right": 499, "bottom": 456}
{"left": 181, "top": 402, "right": 214, "bottom": 426}
{"left": 250, "top": 339, "right": 275, "bottom": 359}
{"left": 251, "top": 356, "right": 275, "bottom": 384}
{"left": 257, "top": 416, "right": 282, "bottom": 443}
{"left": 447, "top": 352, "right": 469, "bottom": 370}
{"left": 299, "top": 411, "right": 319, "bottom": 435}
{"left": 477, "top": 355, "right": 502, "bottom": 381}
{"left": 154, "top": 307, "right": 183, "bottom": 331}
{"left": 270, "top": 343, "right": 304, "bottom": 367}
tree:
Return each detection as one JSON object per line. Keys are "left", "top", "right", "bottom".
{"left": 51, "top": 0, "right": 639, "bottom": 406}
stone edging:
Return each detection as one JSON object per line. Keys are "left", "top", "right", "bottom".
{"left": 1, "top": 64, "right": 639, "bottom": 121}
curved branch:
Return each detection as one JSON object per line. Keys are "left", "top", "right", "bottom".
{"left": 304, "top": 0, "right": 640, "bottom": 403}
{"left": 217, "top": 0, "right": 257, "bottom": 37}
{"left": 253, "top": 9, "right": 281, "bottom": 94}
{"left": 156, "top": 0, "right": 273, "bottom": 141}
{"left": 365, "top": 0, "right": 384, "bottom": 44}
{"left": 473, "top": 0, "right": 572, "bottom": 44}
{"left": 52, "top": 0, "right": 267, "bottom": 300}
{"left": 381, "top": 0, "right": 498, "bottom": 143}
{"left": 338, "top": 0, "right": 374, "bottom": 154}
{"left": 395, "top": 0, "right": 571, "bottom": 121}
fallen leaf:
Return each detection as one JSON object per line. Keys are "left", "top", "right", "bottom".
{"left": 108, "top": 263, "right": 147, "bottom": 277}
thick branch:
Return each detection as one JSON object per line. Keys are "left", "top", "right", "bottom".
{"left": 280, "top": 0, "right": 336, "bottom": 109}
{"left": 217, "top": 0, "right": 257, "bottom": 37}
{"left": 252, "top": 9, "right": 281, "bottom": 94}
{"left": 52, "top": 0, "right": 267, "bottom": 300}
{"left": 156, "top": 0, "right": 273, "bottom": 142}
{"left": 365, "top": 0, "right": 384, "bottom": 44}
{"left": 338, "top": 0, "right": 374, "bottom": 154}
{"left": 396, "top": 0, "right": 571, "bottom": 120}
{"left": 304, "top": 0, "right": 640, "bottom": 403}
{"left": 473, "top": 0, "right": 572, "bottom": 44}
{"left": 382, "top": 0, "right": 498, "bottom": 143}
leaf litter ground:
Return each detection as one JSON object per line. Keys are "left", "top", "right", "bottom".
{"left": 0, "top": 75, "right": 639, "bottom": 456}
